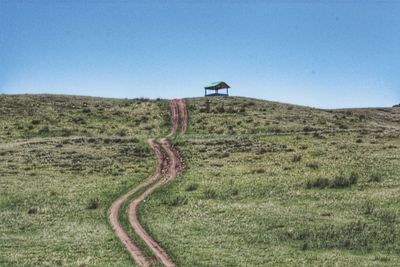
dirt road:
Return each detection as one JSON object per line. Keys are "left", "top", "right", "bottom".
{"left": 177, "top": 99, "right": 187, "bottom": 135}
{"left": 109, "top": 99, "right": 186, "bottom": 267}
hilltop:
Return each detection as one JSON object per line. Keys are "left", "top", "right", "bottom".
{"left": 0, "top": 95, "right": 399, "bottom": 266}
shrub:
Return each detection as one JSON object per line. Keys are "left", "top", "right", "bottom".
{"left": 38, "top": 126, "right": 50, "bottom": 134}
{"left": 306, "top": 162, "right": 319, "bottom": 169}
{"left": 116, "top": 129, "right": 127, "bottom": 137}
{"left": 133, "top": 145, "right": 150, "bottom": 157}
{"left": 303, "top": 126, "right": 315, "bottom": 132}
{"left": 203, "top": 100, "right": 211, "bottom": 113}
{"left": 289, "top": 219, "right": 397, "bottom": 251}
{"left": 258, "top": 147, "right": 268, "bottom": 154}
{"left": 185, "top": 183, "right": 198, "bottom": 192}
{"left": 369, "top": 175, "right": 382, "bottom": 183}
{"left": 62, "top": 128, "right": 72, "bottom": 137}
{"left": 306, "top": 177, "right": 330, "bottom": 189}
{"left": 349, "top": 172, "right": 359, "bottom": 185}
{"left": 362, "top": 200, "right": 375, "bottom": 215}
{"left": 306, "top": 173, "right": 358, "bottom": 189}
{"left": 215, "top": 128, "right": 224, "bottom": 134}
{"left": 230, "top": 188, "right": 239, "bottom": 196}
{"left": 203, "top": 189, "right": 217, "bottom": 199}
{"left": 270, "top": 127, "right": 282, "bottom": 134}
{"left": 31, "top": 119, "right": 40, "bottom": 125}
{"left": 313, "top": 132, "right": 322, "bottom": 138}
{"left": 105, "top": 164, "right": 123, "bottom": 176}
{"left": 216, "top": 105, "right": 225, "bottom": 113}
{"left": 251, "top": 168, "right": 265, "bottom": 174}
{"left": 28, "top": 207, "right": 38, "bottom": 214}
{"left": 87, "top": 199, "right": 99, "bottom": 210}
{"left": 292, "top": 155, "right": 302, "bottom": 163}
{"left": 330, "top": 176, "right": 351, "bottom": 188}
{"left": 226, "top": 107, "right": 236, "bottom": 113}
{"left": 72, "top": 117, "right": 86, "bottom": 124}
{"left": 219, "top": 152, "right": 230, "bottom": 158}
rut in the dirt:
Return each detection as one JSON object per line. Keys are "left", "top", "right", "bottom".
{"left": 109, "top": 99, "right": 186, "bottom": 267}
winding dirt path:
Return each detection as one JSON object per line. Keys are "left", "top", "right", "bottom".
{"left": 168, "top": 100, "right": 179, "bottom": 138}
{"left": 109, "top": 99, "right": 186, "bottom": 267}
{"left": 177, "top": 99, "right": 187, "bottom": 135}
{"left": 109, "top": 140, "right": 166, "bottom": 267}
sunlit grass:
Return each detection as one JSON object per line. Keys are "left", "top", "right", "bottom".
{"left": 0, "top": 95, "right": 167, "bottom": 266}
{"left": 140, "top": 97, "right": 400, "bottom": 266}
{"left": 1, "top": 95, "right": 399, "bottom": 266}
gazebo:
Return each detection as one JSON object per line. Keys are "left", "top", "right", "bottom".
{"left": 204, "top": 81, "right": 230, "bottom": 96}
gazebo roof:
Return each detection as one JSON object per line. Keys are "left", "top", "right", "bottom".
{"left": 204, "top": 81, "right": 230, "bottom": 90}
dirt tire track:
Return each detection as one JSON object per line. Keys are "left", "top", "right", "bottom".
{"left": 177, "top": 99, "right": 187, "bottom": 134}
{"left": 127, "top": 143, "right": 178, "bottom": 267}
{"left": 168, "top": 100, "right": 179, "bottom": 138}
{"left": 110, "top": 99, "right": 186, "bottom": 267}
{"left": 109, "top": 139, "right": 166, "bottom": 267}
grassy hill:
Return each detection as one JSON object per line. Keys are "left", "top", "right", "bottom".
{"left": 0, "top": 95, "right": 168, "bottom": 266}
{"left": 141, "top": 97, "right": 400, "bottom": 266}
{"left": 1, "top": 95, "right": 399, "bottom": 266}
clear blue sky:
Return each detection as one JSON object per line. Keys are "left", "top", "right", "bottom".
{"left": 1, "top": 1, "right": 399, "bottom": 108}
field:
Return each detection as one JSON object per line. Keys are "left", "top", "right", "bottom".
{"left": 0, "top": 95, "right": 168, "bottom": 266}
{"left": 140, "top": 97, "right": 400, "bottom": 266}
{"left": 1, "top": 95, "right": 400, "bottom": 266}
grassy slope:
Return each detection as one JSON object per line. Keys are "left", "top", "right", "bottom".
{"left": 0, "top": 95, "right": 169, "bottom": 266}
{"left": 1, "top": 95, "right": 399, "bottom": 266}
{"left": 140, "top": 97, "right": 400, "bottom": 266}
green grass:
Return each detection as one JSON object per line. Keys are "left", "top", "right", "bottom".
{"left": 0, "top": 95, "right": 169, "bottom": 266}
{"left": 0, "top": 95, "right": 170, "bottom": 142}
{"left": 1, "top": 95, "right": 399, "bottom": 266}
{"left": 139, "top": 97, "right": 400, "bottom": 266}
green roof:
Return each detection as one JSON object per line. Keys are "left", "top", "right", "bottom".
{"left": 204, "top": 81, "right": 230, "bottom": 89}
